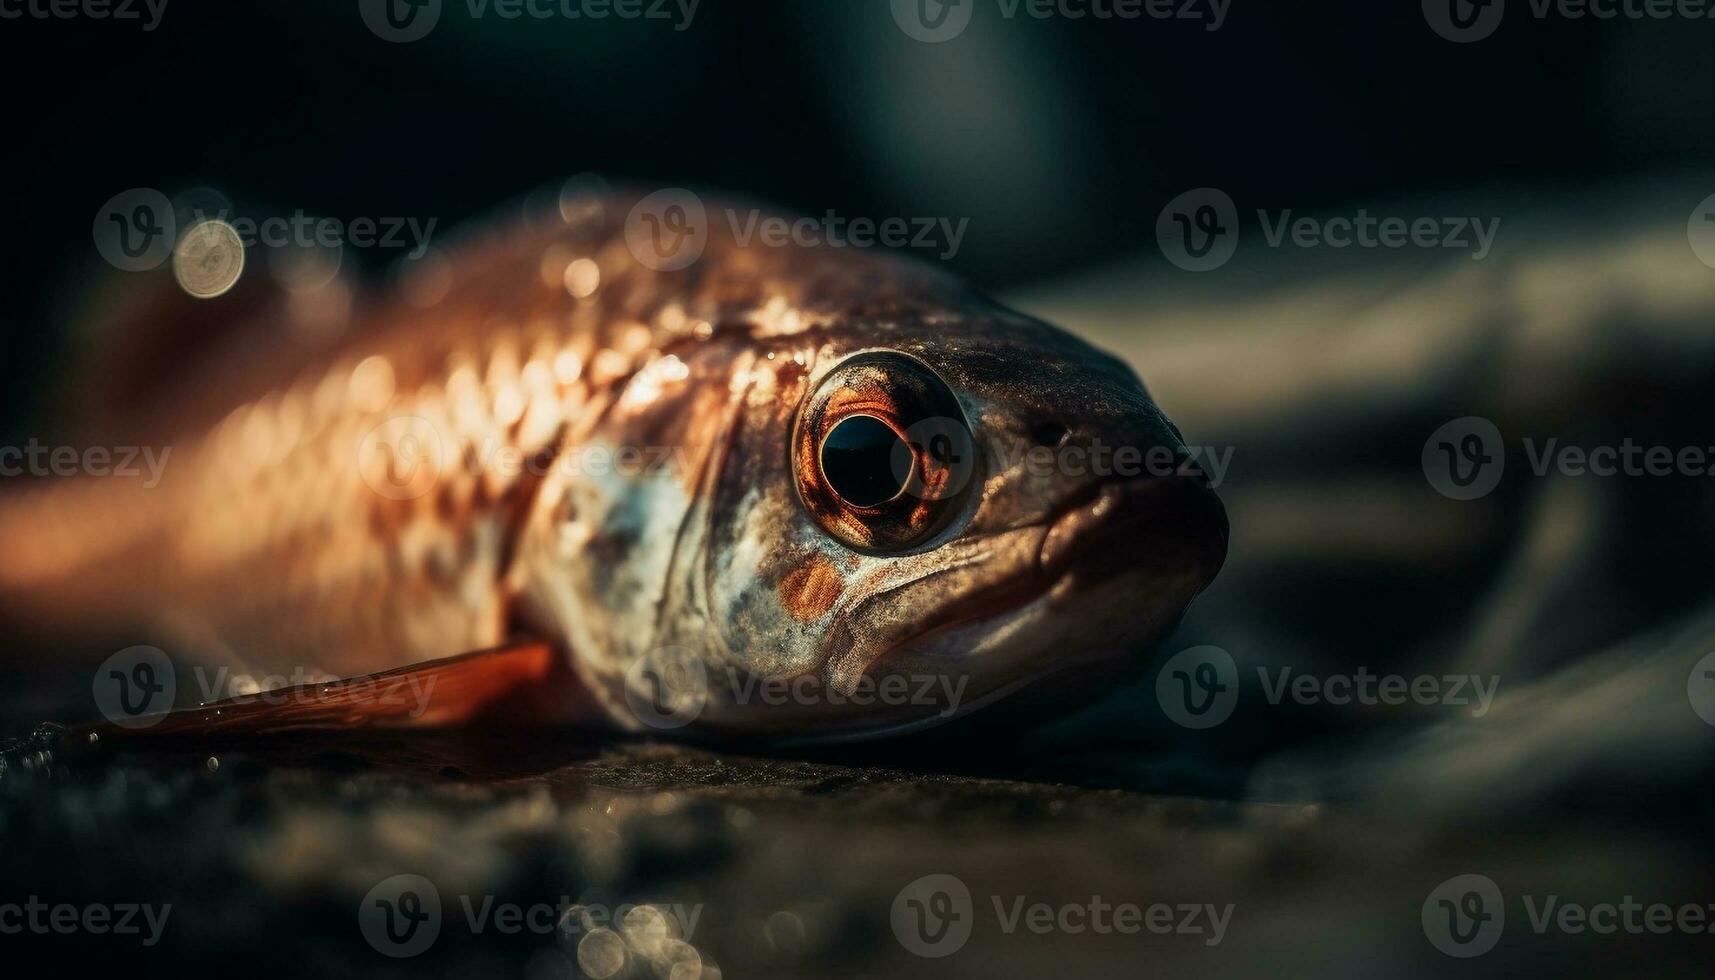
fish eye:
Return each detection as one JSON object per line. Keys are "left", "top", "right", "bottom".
{"left": 792, "top": 351, "right": 978, "bottom": 553}
{"left": 820, "top": 415, "right": 910, "bottom": 507}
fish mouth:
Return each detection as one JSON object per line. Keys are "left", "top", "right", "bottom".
{"left": 1037, "top": 472, "right": 1229, "bottom": 599}
{"left": 822, "top": 473, "right": 1228, "bottom": 699}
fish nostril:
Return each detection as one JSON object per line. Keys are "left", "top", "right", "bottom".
{"left": 1031, "top": 421, "right": 1070, "bottom": 448}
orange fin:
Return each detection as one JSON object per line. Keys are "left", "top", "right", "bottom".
{"left": 84, "top": 640, "right": 597, "bottom": 737}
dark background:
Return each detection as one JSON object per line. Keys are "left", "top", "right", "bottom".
{"left": 5, "top": 6, "right": 1715, "bottom": 977}
{"left": 3, "top": 0, "right": 1712, "bottom": 433}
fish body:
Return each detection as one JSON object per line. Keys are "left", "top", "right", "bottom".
{"left": 1, "top": 191, "right": 1227, "bottom": 740}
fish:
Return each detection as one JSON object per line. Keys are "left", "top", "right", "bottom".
{"left": 0, "top": 189, "right": 1227, "bottom": 742}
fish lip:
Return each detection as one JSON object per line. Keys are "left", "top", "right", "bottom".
{"left": 1036, "top": 474, "right": 1229, "bottom": 591}
{"left": 822, "top": 475, "right": 1228, "bottom": 692}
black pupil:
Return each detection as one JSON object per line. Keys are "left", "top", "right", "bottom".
{"left": 821, "top": 415, "right": 909, "bottom": 507}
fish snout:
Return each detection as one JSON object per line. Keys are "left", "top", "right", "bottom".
{"left": 1036, "top": 468, "right": 1229, "bottom": 595}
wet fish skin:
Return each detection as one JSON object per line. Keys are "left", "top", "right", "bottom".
{"left": 0, "top": 192, "right": 1227, "bottom": 739}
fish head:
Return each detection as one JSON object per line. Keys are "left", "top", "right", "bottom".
{"left": 675, "top": 300, "right": 1228, "bottom": 739}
